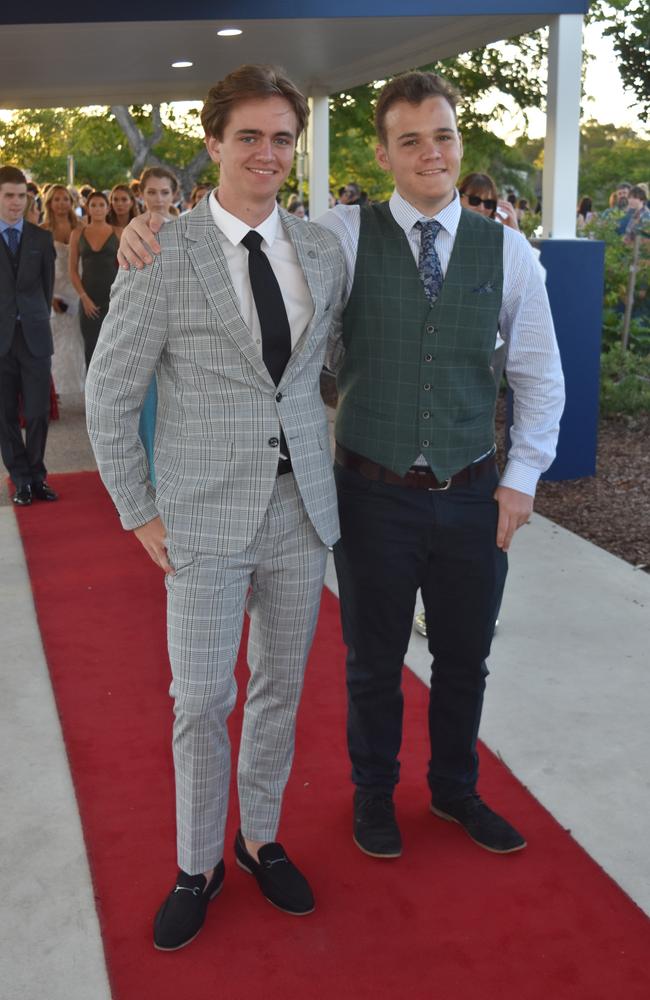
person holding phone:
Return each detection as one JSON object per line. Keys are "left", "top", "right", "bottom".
{"left": 459, "top": 173, "right": 520, "bottom": 230}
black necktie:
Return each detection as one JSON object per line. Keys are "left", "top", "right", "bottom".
{"left": 241, "top": 230, "right": 291, "bottom": 386}
{"left": 241, "top": 229, "right": 292, "bottom": 470}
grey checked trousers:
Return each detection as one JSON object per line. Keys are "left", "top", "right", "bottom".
{"left": 165, "top": 472, "right": 328, "bottom": 874}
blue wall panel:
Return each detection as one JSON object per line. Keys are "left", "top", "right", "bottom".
{"left": 539, "top": 239, "right": 605, "bottom": 481}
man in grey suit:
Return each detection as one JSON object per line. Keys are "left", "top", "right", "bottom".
{"left": 0, "top": 165, "right": 57, "bottom": 506}
{"left": 86, "top": 65, "right": 346, "bottom": 951}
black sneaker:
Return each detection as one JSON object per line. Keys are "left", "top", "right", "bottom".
{"left": 431, "top": 794, "right": 526, "bottom": 854}
{"left": 234, "top": 829, "right": 314, "bottom": 915}
{"left": 353, "top": 789, "right": 402, "bottom": 858}
{"left": 153, "top": 861, "right": 225, "bottom": 951}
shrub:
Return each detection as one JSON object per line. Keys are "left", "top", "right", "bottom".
{"left": 600, "top": 344, "right": 650, "bottom": 416}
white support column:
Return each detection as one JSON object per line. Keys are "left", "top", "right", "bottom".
{"left": 308, "top": 94, "right": 330, "bottom": 221}
{"left": 542, "top": 14, "right": 584, "bottom": 238}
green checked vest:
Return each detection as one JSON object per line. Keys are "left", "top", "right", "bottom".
{"left": 335, "top": 202, "right": 504, "bottom": 480}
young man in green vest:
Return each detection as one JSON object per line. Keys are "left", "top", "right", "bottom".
{"left": 116, "top": 69, "right": 564, "bottom": 864}
{"left": 320, "top": 71, "right": 564, "bottom": 859}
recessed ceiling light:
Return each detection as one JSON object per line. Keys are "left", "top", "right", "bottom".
{"left": 172, "top": 61, "right": 193, "bottom": 68}
{"left": 217, "top": 28, "right": 242, "bottom": 37}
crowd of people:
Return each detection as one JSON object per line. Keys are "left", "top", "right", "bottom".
{"left": 580, "top": 180, "right": 650, "bottom": 241}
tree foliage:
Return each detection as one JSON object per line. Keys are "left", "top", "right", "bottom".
{"left": 577, "top": 122, "right": 649, "bottom": 207}
{"left": 589, "top": 1, "right": 650, "bottom": 121}
{"left": 515, "top": 121, "right": 649, "bottom": 211}
{"left": 0, "top": 105, "right": 215, "bottom": 195}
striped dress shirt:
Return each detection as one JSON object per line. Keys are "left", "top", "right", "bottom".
{"left": 317, "top": 190, "right": 565, "bottom": 496}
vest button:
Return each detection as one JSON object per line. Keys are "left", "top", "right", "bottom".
{"left": 268, "top": 437, "right": 279, "bottom": 448}
{"left": 424, "top": 354, "right": 433, "bottom": 362}
{"left": 275, "top": 392, "right": 283, "bottom": 402}
{"left": 423, "top": 383, "right": 431, "bottom": 391}
{"left": 426, "top": 325, "right": 435, "bottom": 334}
{"left": 422, "top": 440, "right": 430, "bottom": 448}
{"left": 422, "top": 411, "right": 430, "bottom": 419}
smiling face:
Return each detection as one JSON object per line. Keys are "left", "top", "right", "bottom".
{"left": 205, "top": 96, "right": 297, "bottom": 223}
{"left": 375, "top": 95, "right": 462, "bottom": 217}
{"left": 0, "top": 182, "right": 27, "bottom": 225}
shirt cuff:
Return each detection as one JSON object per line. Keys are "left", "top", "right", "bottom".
{"left": 117, "top": 496, "right": 160, "bottom": 532}
{"left": 499, "top": 459, "right": 541, "bottom": 497}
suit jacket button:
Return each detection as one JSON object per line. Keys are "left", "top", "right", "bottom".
{"left": 268, "top": 437, "right": 279, "bottom": 447}
{"left": 275, "top": 392, "right": 283, "bottom": 402}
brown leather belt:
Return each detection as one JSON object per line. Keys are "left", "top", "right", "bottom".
{"left": 334, "top": 444, "right": 495, "bottom": 491}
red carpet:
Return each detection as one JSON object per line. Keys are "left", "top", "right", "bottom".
{"left": 17, "top": 471, "right": 650, "bottom": 1000}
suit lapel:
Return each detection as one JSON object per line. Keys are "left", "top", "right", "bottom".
{"left": 184, "top": 199, "right": 274, "bottom": 387}
{"left": 15, "top": 222, "right": 36, "bottom": 277}
{"left": 183, "top": 201, "right": 332, "bottom": 390}
{"left": 278, "top": 210, "right": 330, "bottom": 385}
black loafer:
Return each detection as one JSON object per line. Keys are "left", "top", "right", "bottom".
{"left": 153, "top": 861, "right": 225, "bottom": 951}
{"left": 353, "top": 789, "right": 402, "bottom": 858}
{"left": 234, "top": 829, "right": 314, "bottom": 915}
{"left": 32, "top": 481, "right": 58, "bottom": 501}
{"left": 431, "top": 794, "right": 526, "bottom": 854}
{"left": 12, "top": 485, "right": 32, "bottom": 506}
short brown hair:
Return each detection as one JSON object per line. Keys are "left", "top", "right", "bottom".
{"left": 375, "top": 72, "right": 459, "bottom": 146}
{"left": 0, "top": 165, "right": 27, "bottom": 188}
{"left": 140, "top": 166, "right": 179, "bottom": 195}
{"left": 629, "top": 185, "right": 647, "bottom": 202}
{"left": 201, "top": 64, "right": 309, "bottom": 141}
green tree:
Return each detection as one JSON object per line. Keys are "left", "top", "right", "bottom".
{"left": 577, "top": 121, "right": 649, "bottom": 208}
{"left": 589, "top": 1, "right": 650, "bottom": 121}
{"left": 0, "top": 105, "right": 215, "bottom": 195}
{"left": 0, "top": 108, "right": 129, "bottom": 188}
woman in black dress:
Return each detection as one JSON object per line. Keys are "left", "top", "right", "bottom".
{"left": 69, "top": 190, "right": 119, "bottom": 366}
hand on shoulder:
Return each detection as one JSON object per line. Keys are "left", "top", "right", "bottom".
{"left": 117, "top": 211, "right": 165, "bottom": 270}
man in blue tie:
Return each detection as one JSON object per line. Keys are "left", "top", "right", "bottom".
{"left": 0, "top": 165, "right": 57, "bottom": 506}
{"left": 320, "top": 71, "right": 564, "bottom": 859}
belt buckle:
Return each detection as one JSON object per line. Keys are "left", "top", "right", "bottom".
{"left": 428, "top": 477, "right": 451, "bottom": 492}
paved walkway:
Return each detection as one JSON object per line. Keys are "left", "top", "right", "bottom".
{"left": 2, "top": 405, "right": 649, "bottom": 998}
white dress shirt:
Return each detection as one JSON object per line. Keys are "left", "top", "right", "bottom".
{"left": 208, "top": 192, "right": 314, "bottom": 352}
{"left": 317, "top": 190, "right": 565, "bottom": 496}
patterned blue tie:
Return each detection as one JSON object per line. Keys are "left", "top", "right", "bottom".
{"left": 6, "top": 227, "right": 20, "bottom": 256}
{"left": 416, "top": 220, "right": 443, "bottom": 304}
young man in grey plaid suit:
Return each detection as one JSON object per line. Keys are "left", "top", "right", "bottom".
{"left": 86, "top": 65, "right": 346, "bottom": 950}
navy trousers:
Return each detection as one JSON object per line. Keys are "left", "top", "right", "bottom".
{"left": 333, "top": 459, "right": 507, "bottom": 803}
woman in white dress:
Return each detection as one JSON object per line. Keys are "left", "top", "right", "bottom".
{"left": 41, "top": 185, "right": 86, "bottom": 398}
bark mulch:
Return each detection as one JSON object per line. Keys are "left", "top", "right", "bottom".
{"left": 496, "top": 396, "right": 650, "bottom": 572}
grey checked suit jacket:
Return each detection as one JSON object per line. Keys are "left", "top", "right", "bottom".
{"left": 86, "top": 198, "right": 347, "bottom": 555}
